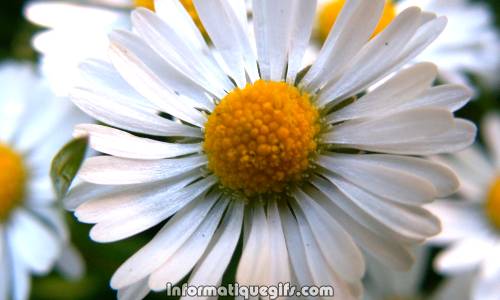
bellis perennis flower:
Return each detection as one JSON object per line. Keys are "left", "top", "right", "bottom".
{"left": 0, "top": 62, "right": 85, "bottom": 300}
{"left": 428, "top": 115, "right": 500, "bottom": 300}
{"left": 25, "top": 0, "right": 203, "bottom": 96}
{"left": 315, "top": 0, "right": 500, "bottom": 88}
{"left": 65, "top": 0, "right": 476, "bottom": 298}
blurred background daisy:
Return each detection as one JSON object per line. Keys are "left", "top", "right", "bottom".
{"left": 23, "top": 0, "right": 205, "bottom": 97}
{"left": 0, "top": 62, "right": 86, "bottom": 300}
{"left": 0, "top": 0, "right": 498, "bottom": 299}
{"left": 315, "top": 0, "right": 500, "bottom": 89}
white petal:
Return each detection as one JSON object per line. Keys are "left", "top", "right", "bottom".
{"left": 435, "top": 238, "right": 493, "bottom": 275}
{"left": 475, "top": 243, "right": 500, "bottom": 300}
{"left": 28, "top": 207, "right": 68, "bottom": 243}
{"left": 266, "top": 200, "right": 291, "bottom": 285}
{"left": 74, "top": 124, "right": 201, "bottom": 159}
{"left": 0, "top": 227, "right": 10, "bottom": 300}
{"left": 75, "top": 171, "right": 199, "bottom": 221}
{"left": 12, "top": 86, "right": 84, "bottom": 153}
{"left": 25, "top": 176, "right": 54, "bottom": 206}
{"left": 5, "top": 239, "right": 30, "bottom": 300}
{"left": 279, "top": 205, "right": 315, "bottom": 287}
{"left": 154, "top": 0, "right": 207, "bottom": 51}
{"left": 7, "top": 209, "right": 60, "bottom": 274}
{"left": 430, "top": 146, "right": 492, "bottom": 202}
{"left": 365, "top": 246, "right": 429, "bottom": 297}
{"left": 426, "top": 199, "right": 491, "bottom": 245}
{"left": 252, "top": 0, "right": 289, "bottom": 80}
{"left": 398, "top": 84, "right": 472, "bottom": 112}
{"left": 350, "top": 154, "right": 459, "bottom": 198}
{"left": 483, "top": 113, "right": 500, "bottom": 168}
{"left": 194, "top": 0, "right": 258, "bottom": 86}
{"left": 64, "top": 182, "right": 120, "bottom": 211}
{"left": 317, "top": 7, "right": 423, "bottom": 106}
{"left": 110, "top": 191, "right": 222, "bottom": 289}
{"left": 79, "top": 59, "right": 157, "bottom": 113}
{"left": 473, "top": 272, "right": 500, "bottom": 300}
{"left": 24, "top": 2, "right": 123, "bottom": 29}
{"left": 236, "top": 203, "right": 270, "bottom": 285}
{"left": 328, "top": 62, "right": 438, "bottom": 123}
{"left": 309, "top": 177, "right": 415, "bottom": 270}
{"left": 290, "top": 204, "right": 358, "bottom": 300}
{"left": 307, "top": 176, "right": 422, "bottom": 248}
{"left": 78, "top": 155, "right": 207, "bottom": 185}
{"left": 184, "top": 201, "right": 244, "bottom": 297}
{"left": 318, "top": 154, "right": 438, "bottom": 204}
{"left": 358, "top": 15, "right": 447, "bottom": 101}
{"left": 56, "top": 245, "right": 85, "bottom": 280}
{"left": 293, "top": 189, "right": 365, "bottom": 282}
{"left": 432, "top": 271, "right": 475, "bottom": 300}
{"left": 301, "top": 0, "right": 385, "bottom": 91}
{"left": 0, "top": 63, "right": 34, "bottom": 143}
{"left": 392, "top": 16, "right": 448, "bottom": 77}
{"left": 252, "top": 0, "right": 317, "bottom": 82}
{"left": 324, "top": 174, "right": 441, "bottom": 242}
{"left": 285, "top": 0, "right": 317, "bottom": 83}
{"left": 131, "top": 8, "right": 232, "bottom": 101}
{"left": 79, "top": 175, "right": 216, "bottom": 242}
{"left": 71, "top": 87, "right": 201, "bottom": 137}
{"left": 109, "top": 30, "right": 207, "bottom": 126}
{"left": 368, "top": 119, "right": 476, "bottom": 155}
{"left": 149, "top": 198, "right": 229, "bottom": 291}
{"left": 326, "top": 108, "right": 454, "bottom": 148}
{"left": 452, "top": 146, "right": 495, "bottom": 187}
{"left": 117, "top": 278, "right": 149, "bottom": 300}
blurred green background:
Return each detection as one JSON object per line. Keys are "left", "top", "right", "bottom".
{"left": 0, "top": 0, "right": 498, "bottom": 299}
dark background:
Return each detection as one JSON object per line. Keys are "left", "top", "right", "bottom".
{"left": 0, "top": 0, "right": 498, "bottom": 299}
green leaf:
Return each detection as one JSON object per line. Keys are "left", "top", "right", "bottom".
{"left": 50, "top": 137, "right": 88, "bottom": 200}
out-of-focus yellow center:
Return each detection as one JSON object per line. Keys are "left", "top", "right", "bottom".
{"left": 317, "top": 0, "right": 396, "bottom": 42}
{"left": 133, "top": 0, "right": 206, "bottom": 37}
{"left": 0, "top": 143, "right": 27, "bottom": 220}
{"left": 486, "top": 177, "right": 500, "bottom": 229}
{"left": 133, "top": 0, "right": 155, "bottom": 10}
{"left": 204, "top": 80, "right": 320, "bottom": 196}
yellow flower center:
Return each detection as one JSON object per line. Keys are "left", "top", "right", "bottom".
{"left": 317, "top": 0, "right": 396, "bottom": 42}
{"left": 486, "top": 177, "right": 500, "bottom": 229}
{"left": 204, "top": 80, "right": 320, "bottom": 196}
{"left": 133, "top": 0, "right": 155, "bottom": 10}
{"left": 133, "top": 0, "right": 206, "bottom": 37}
{"left": 0, "top": 143, "right": 27, "bottom": 220}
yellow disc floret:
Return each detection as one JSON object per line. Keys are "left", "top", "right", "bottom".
{"left": 204, "top": 80, "right": 320, "bottom": 196}
{"left": 486, "top": 177, "right": 500, "bottom": 229}
{"left": 134, "top": 0, "right": 207, "bottom": 37}
{"left": 134, "top": 0, "right": 155, "bottom": 10}
{"left": 317, "top": 0, "right": 396, "bottom": 42}
{"left": 0, "top": 143, "right": 27, "bottom": 220}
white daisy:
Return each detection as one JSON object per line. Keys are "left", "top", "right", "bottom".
{"left": 0, "top": 62, "right": 86, "bottom": 300}
{"left": 426, "top": 114, "right": 500, "bottom": 300}
{"left": 66, "top": 0, "right": 476, "bottom": 298}
{"left": 315, "top": 0, "right": 500, "bottom": 87}
{"left": 25, "top": 0, "right": 203, "bottom": 96}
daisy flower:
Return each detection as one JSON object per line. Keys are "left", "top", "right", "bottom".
{"left": 0, "top": 62, "right": 86, "bottom": 300}
{"left": 314, "top": 0, "right": 500, "bottom": 87}
{"left": 427, "top": 114, "right": 500, "bottom": 300}
{"left": 25, "top": 0, "right": 203, "bottom": 96}
{"left": 67, "top": 0, "right": 475, "bottom": 298}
